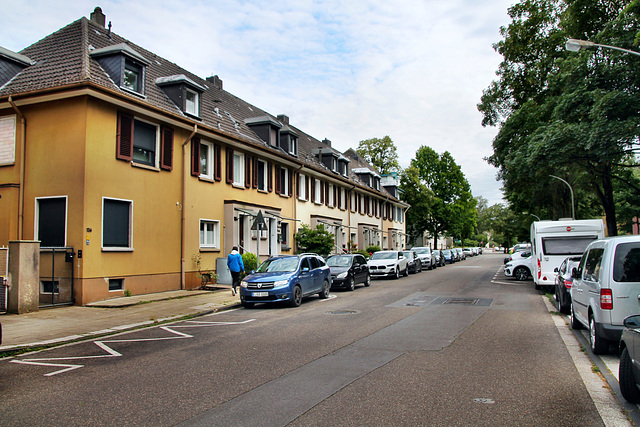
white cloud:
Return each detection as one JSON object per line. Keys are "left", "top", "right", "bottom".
{"left": 0, "top": 0, "right": 514, "bottom": 205}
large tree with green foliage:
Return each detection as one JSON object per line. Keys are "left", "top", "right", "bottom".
{"left": 356, "top": 136, "right": 401, "bottom": 174}
{"left": 478, "top": 0, "right": 640, "bottom": 235}
{"left": 295, "top": 224, "right": 335, "bottom": 256}
{"left": 400, "top": 147, "right": 477, "bottom": 248}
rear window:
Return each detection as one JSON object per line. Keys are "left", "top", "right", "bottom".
{"left": 614, "top": 243, "right": 640, "bottom": 282}
{"left": 542, "top": 236, "right": 598, "bottom": 256}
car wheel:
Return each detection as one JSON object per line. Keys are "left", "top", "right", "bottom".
{"left": 620, "top": 347, "right": 640, "bottom": 403}
{"left": 241, "top": 298, "right": 255, "bottom": 309}
{"left": 394, "top": 268, "right": 400, "bottom": 279}
{"left": 289, "top": 285, "right": 302, "bottom": 307}
{"left": 589, "top": 315, "right": 609, "bottom": 355}
{"left": 404, "top": 266, "right": 409, "bottom": 277}
{"left": 318, "top": 280, "right": 331, "bottom": 299}
{"left": 346, "top": 276, "right": 355, "bottom": 291}
{"left": 513, "top": 266, "right": 529, "bottom": 281}
{"left": 570, "top": 304, "right": 583, "bottom": 330}
{"left": 554, "top": 289, "right": 563, "bottom": 313}
{"left": 364, "top": 273, "right": 371, "bottom": 287}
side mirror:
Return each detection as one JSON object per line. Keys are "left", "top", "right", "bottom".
{"left": 554, "top": 267, "right": 558, "bottom": 273}
{"left": 624, "top": 315, "right": 640, "bottom": 329}
{"left": 250, "top": 270, "right": 255, "bottom": 274}
{"left": 571, "top": 267, "right": 578, "bottom": 279}
{"left": 302, "top": 267, "right": 310, "bottom": 272}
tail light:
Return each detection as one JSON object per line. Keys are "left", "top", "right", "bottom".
{"left": 563, "top": 279, "right": 572, "bottom": 289}
{"left": 537, "top": 258, "right": 542, "bottom": 279}
{"left": 600, "top": 289, "right": 613, "bottom": 310}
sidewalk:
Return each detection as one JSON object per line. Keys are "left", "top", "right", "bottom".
{"left": 0, "top": 288, "right": 241, "bottom": 354}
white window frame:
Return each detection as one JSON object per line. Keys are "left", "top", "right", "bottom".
{"left": 257, "top": 159, "right": 268, "bottom": 191}
{"left": 331, "top": 157, "right": 337, "bottom": 172}
{"left": 199, "top": 219, "right": 220, "bottom": 249}
{"left": 289, "top": 137, "right": 297, "bottom": 156}
{"left": 0, "top": 115, "right": 16, "bottom": 166}
{"left": 314, "top": 179, "right": 322, "bottom": 204}
{"left": 132, "top": 116, "right": 159, "bottom": 168}
{"left": 280, "top": 167, "right": 289, "bottom": 196}
{"left": 328, "top": 183, "right": 334, "bottom": 207}
{"left": 298, "top": 173, "right": 307, "bottom": 200}
{"left": 233, "top": 153, "right": 245, "bottom": 187}
{"left": 185, "top": 88, "right": 199, "bottom": 116}
{"left": 102, "top": 197, "right": 133, "bottom": 251}
{"left": 199, "top": 140, "right": 214, "bottom": 180}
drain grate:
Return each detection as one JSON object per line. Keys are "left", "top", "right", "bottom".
{"left": 443, "top": 297, "right": 480, "bottom": 305}
{"left": 327, "top": 310, "right": 358, "bottom": 315}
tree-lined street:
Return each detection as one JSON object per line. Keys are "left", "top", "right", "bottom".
{"left": 2, "top": 253, "right": 626, "bottom": 426}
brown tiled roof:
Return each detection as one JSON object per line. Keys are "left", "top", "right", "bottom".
{"left": 1, "top": 15, "right": 402, "bottom": 203}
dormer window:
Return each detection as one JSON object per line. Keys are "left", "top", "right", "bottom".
{"left": 331, "top": 157, "right": 337, "bottom": 172}
{"left": 0, "top": 46, "right": 35, "bottom": 87}
{"left": 91, "top": 43, "right": 151, "bottom": 96}
{"left": 245, "top": 116, "right": 282, "bottom": 147}
{"left": 155, "top": 74, "right": 205, "bottom": 118}
{"left": 185, "top": 88, "right": 199, "bottom": 116}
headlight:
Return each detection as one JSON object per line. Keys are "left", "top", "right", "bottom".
{"left": 273, "top": 279, "right": 289, "bottom": 287}
{"left": 240, "top": 281, "right": 249, "bottom": 288}
{"left": 337, "top": 272, "right": 348, "bottom": 279}
{"left": 387, "top": 264, "right": 395, "bottom": 268}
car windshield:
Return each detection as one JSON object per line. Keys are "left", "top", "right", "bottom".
{"left": 256, "top": 257, "right": 299, "bottom": 273}
{"left": 413, "top": 248, "right": 429, "bottom": 254}
{"left": 327, "top": 256, "right": 352, "bottom": 267}
{"left": 402, "top": 251, "right": 412, "bottom": 258}
{"left": 442, "top": 250, "right": 451, "bottom": 255}
{"left": 371, "top": 252, "right": 396, "bottom": 260}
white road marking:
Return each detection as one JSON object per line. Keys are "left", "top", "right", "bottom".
{"left": 11, "top": 319, "right": 255, "bottom": 377}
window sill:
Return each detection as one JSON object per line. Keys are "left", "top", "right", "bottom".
{"left": 120, "top": 86, "right": 147, "bottom": 99}
{"left": 132, "top": 162, "right": 160, "bottom": 172}
{"left": 232, "top": 183, "right": 245, "bottom": 189}
{"left": 102, "top": 247, "right": 134, "bottom": 252}
{"left": 198, "top": 176, "right": 215, "bottom": 183}
{"left": 199, "top": 247, "right": 221, "bottom": 252}
{"left": 278, "top": 193, "right": 290, "bottom": 199}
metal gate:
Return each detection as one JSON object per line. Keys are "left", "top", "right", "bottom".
{"left": 0, "top": 246, "right": 7, "bottom": 313}
{"left": 39, "top": 247, "right": 75, "bottom": 307}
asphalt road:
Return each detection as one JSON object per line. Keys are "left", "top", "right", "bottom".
{"left": 0, "top": 253, "right": 624, "bottom": 426}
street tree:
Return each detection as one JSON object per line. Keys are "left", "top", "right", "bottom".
{"left": 478, "top": 0, "right": 640, "bottom": 235}
{"left": 356, "top": 136, "right": 401, "bottom": 174}
{"left": 295, "top": 224, "right": 335, "bottom": 256}
{"left": 400, "top": 146, "right": 476, "bottom": 248}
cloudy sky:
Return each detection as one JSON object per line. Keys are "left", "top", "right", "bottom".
{"left": 2, "top": 0, "right": 516, "bottom": 205}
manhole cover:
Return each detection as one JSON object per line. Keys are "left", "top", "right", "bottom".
{"left": 326, "top": 310, "right": 358, "bottom": 315}
{"left": 444, "top": 298, "right": 480, "bottom": 305}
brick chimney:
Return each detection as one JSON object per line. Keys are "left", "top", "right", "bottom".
{"left": 90, "top": 7, "right": 106, "bottom": 28}
{"left": 322, "top": 138, "right": 331, "bottom": 147}
{"left": 277, "top": 114, "right": 289, "bottom": 125}
{"left": 206, "top": 75, "right": 223, "bottom": 90}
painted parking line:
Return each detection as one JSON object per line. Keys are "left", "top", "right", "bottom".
{"left": 11, "top": 318, "right": 255, "bottom": 377}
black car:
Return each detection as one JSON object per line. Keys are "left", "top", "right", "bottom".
{"left": 619, "top": 315, "right": 640, "bottom": 403}
{"left": 402, "top": 251, "right": 423, "bottom": 274}
{"left": 553, "top": 256, "right": 581, "bottom": 314}
{"left": 326, "top": 254, "right": 371, "bottom": 291}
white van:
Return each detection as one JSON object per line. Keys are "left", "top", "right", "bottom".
{"left": 530, "top": 219, "right": 605, "bottom": 290}
{"left": 570, "top": 235, "right": 640, "bottom": 354}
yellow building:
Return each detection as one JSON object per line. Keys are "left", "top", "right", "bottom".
{"left": 0, "top": 8, "right": 407, "bottom": 305}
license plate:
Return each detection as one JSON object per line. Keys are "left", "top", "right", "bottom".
{"left": 252, "top": 291, "right": 269, "bottom": 297}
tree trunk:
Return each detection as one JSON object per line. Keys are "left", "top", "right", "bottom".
{"left": 601, "top": 173, "right": 618, "bottom": 236}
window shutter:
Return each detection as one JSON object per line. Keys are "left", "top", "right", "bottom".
{"left": 320, "top": 181, "right": 325, "bottom": 204}
{"left": 267, "top": 162, "right": 273, "bottom": 192}
{"left": 333, "top": 186, "right": 337, "bottom": 207}
{"left": 160, "top": 126, "right": 174, "bottom": 171}
{"left": 275, "top": 166, "right": 282, "bottom": 194}
{"left": 226, "top": 147, "right": 234, "bottom": 184}
{"left": 245, "top": 154, "right": 251, "bottom": 188}
{"left": 190, "top": 137, "right": 200, "bottom": 176}
{"left": 306, "top": 176, "right": 311, "bottom": 201}
{"left": 296, "top": 173, "right": 300, "bottom": 197}
{"left": 214, "top": 144, "right": 222, "bottom": 181}
{"left": 116, "top": 112, "right": 134, "bottom": 161}
{"left": 252, "top": 157, "right": 258, "bottom": 189}
{"left": 310, "top": 178, "right": 315, "bottom": 201}
{"left": 288, "top": 169, "right": 293, "bottom": 197}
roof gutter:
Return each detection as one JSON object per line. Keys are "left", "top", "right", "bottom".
{"left": 181, "top": 124, "right": 198, "bottom": 289}
{"left": 8, "top": 96, "right": 25, "bottom": 240}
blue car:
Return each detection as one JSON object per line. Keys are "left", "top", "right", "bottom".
{"left": 239, "top": 254, "right": 331, "bottom": 308}
{"left": 441, "top": 249, "right": 454, "bottom": 264}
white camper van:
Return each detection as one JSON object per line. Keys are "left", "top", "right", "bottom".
{"left": 531, "top": 219, "right": 605, "bottom": 289}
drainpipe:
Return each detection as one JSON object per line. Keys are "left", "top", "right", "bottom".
{"left": 8, "top": 96, "right": 26, "bottom": 240}
{"left": 180, "top": 125, "right": 198, "bottom": 289}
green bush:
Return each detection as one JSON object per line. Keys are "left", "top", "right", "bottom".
{"left": 295, "top": 224, "right": 335, "bottom": 256}
{"left": 242, "top": 252, "right": 258, "bottom": 273}
{"left": 354, "top": 249, "right": 370, "bottom": 259}
{"left": 365, "top": 245, "right": 381, "bottom": 254}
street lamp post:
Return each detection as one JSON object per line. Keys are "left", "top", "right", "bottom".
{"left": 549, "top": 175, "right": 575, "bottom": 220}
{"left": 523, "top": 212, "right": 541, "bottom": 221}
{"left": 566, "top": 38, "right": 640, "bottom": 57}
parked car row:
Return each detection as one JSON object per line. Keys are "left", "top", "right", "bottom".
{"left": 542, "top": 235, "right": 640, "bottom": 404}
{"left": 240, "top": 247, "right": 481, "bottom": 309}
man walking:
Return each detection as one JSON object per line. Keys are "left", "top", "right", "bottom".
{"left": 227, "top": 246, "right": 244, "bottom": 296}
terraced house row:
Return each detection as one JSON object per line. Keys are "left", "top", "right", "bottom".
{"left": 0, "top": 8, "right": 408, "bottom": 305}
